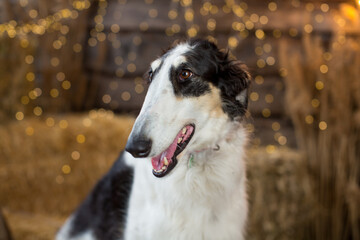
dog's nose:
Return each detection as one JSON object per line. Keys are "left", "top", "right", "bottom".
{"left": 125, "top": 138, "right": 152, "bottom": 158}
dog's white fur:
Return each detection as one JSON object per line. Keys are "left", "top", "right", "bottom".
{"left": 124, "top": 43, "right": 248, "bottom": 239}
{"left": 124, "top": 129, "right": 247, "bottom": 240}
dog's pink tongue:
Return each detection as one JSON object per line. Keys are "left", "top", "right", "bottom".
{"left": 151, "top": 140, "right": 177, "bottom": 170}
{"left": 151, "top": 125, "right": 194, "bottom": 171}
{"left": 151, "top": 128, "right": 182, "bottom": 170}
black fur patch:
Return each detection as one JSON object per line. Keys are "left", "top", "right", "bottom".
{"left": 170, "top": 63, "right": 211, "bottom": 97}
{"left": 69, "top": 152, "right": 133, "bottom": 240}
{"left": 166, "top": 39, "right": 250, "bottom": 119}
{"left": 189, "top": 39, "right": 250, "bottom": 119}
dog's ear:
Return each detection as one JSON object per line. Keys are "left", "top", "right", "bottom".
{"left": 218, "top": 60, "right": 251, "bottom": 119}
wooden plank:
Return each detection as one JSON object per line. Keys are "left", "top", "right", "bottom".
{"left": 84, "top": 32, "right": 285, "bottom": 77}
{"left": 85, "top": 33, "right": 181, "bottom": 77}
{"left": 89, "top": 76, "right": 147, "bottom": 112}
{"left": 89, "top": 74, "right": 296, "bottom": 147}
{"left": 90, "top": 74, "right": 286, "bottom": 117}
{"left": 248, "top": 77, "right": 285, "bottom": 117}
{"left": 103, "top": 0, "right": 185, "bottom": 31}
{"left": 87, "top": 0, "right": 359, "bottom": 78}
{"left": 251, "top": 117, "right": 297, "bottom": 148}
{"left": 98, "top": 0, "right": 360, "bottom": 34}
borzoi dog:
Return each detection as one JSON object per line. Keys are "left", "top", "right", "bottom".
{"left": 57, "top": 39, "right": 250, "bottom": 240}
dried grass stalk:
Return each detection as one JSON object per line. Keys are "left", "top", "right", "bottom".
{"left": 280, "top": 33, "right": 360, "bottom": 240}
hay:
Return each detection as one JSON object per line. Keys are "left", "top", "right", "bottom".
{"left": 0, "top": 110, "right": 134, "bottom": 217}
{"left": 0, "top": 209, "right": 11, "bottom": 240}
{"left": 0, "top": 113, "right": 316, "bottom": 239}
{"left": 280, "top": 33, "right": 360, "bottom": 239}
{"left": 2, "top": 209, "right": 65, "bottom": 240}
{"left": 247, "top": 148, "right": 314, "bottom": 240}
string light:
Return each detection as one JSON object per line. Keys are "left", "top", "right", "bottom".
{"left": 121, "top": 92, "right": 131, "bottom": 101}
{"left": 71, "top": 151, "right": 81, "bottom": 160}
{"left": 304, "top": 24, "right": 313, "bottom": 33}
{"left": 102, "top": 94, "right": 111, "bottom": 104}
{"left": 265, "top": 94, "right": 274, "bottom": 103}
{"left": 278, "top": 136, "right": 287, "bottom": 145}
{"left": 82, "top": 118, "right": 92, "bottom": 127}
{"left": 272, "top": 122, "right": 281, "bottom": 131}
{"left": 76, "top": 134, "right": 86, "bottom": 144}
{"left": 59, "top": 120, "right": 68, "bottom": 129}
{"left": 62, "top": 165, "right": 71, "bottom": 174}
{"left": 46, "top": 117, "right": 55, "bottom": 127}
{"left": 305, "top": 115, "right": 314, "bottom": 124}
{"left": 255, "top": 76, "right": 264, "bottom": 85}
{"left": 250, "top": 92, "right": 259, "bottom": 102}
{"left": 262, "top": 108, "right": 271, "bottom": 118}
{"left": 228, "top": 37, "right": 239, "bottom": 48}
{"left": 266, "top": 145, "right": 276, "bottom": 153}
{"left": 15, "top": 112, "right": 24, "bottom": 121}
{"left": 268, "top": 2, "right": 277, "bottom": 11}
{"left": 135, "top": 84, "right": 144, "bottom": 94}
{"left": 320, "top": 64, "right": 329, "bottom": 73}
{"left": 168, "top": 10, "right": 178, "bottom": 19}
{"left": 25, "top": 126, "right": 34, "bottom": 136}
{"left": 0, "top": 7, "right": 87, "bottom": 38}
{"left": 4, "top": 0, "right": 350, "bottom": 161}
{"left": 319, "top": 121, "right": 328, "bottom": 130}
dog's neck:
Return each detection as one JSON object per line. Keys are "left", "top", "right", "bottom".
{"left": 184, "top": 120, "right": 247, "bottom": 165}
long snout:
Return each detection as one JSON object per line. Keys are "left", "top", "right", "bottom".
{"left": 125, "top": 113, "right": 153, "bottom": 158}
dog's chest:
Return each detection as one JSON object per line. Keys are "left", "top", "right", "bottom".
{"left": 123, "top": 157, "right": 247, "bottom": 240}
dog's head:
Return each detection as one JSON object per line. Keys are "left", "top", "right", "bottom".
{"left": 126, "top": 39, "right": 250, "bottom": 177}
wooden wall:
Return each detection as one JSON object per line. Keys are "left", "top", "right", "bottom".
{"left": 4, "top": 0, "right": 357, "bottom": 148}
{"left": 81, "top": 0, "right": 359, "bottom": 147}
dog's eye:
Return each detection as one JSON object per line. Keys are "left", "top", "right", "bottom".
{"left": 178, "top": 70, "right": 193, "bottom": 81}
{"left": 148, "top": 70, "right": 153, "bottom": 83}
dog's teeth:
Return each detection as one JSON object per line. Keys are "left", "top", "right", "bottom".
{"left": 177, "top": 138, "right": 182, "bottom": 144}
{"left": 164, "top": 157, "right": 169, "bottom": 166}
{"left": 162, "top": 166, "right": 166, "bottom": 170}
{"left": 182, "top": 128, "right": 187, "bottom": 134}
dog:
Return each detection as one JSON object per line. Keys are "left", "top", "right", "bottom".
{"left": 57, "top": 39, "right": 250, "bottom": 240}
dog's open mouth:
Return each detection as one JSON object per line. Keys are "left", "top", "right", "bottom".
{"left": 151, "top": 124, "right": 195, "bottom": 178}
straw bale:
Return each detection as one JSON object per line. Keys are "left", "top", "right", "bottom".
{"left": 247, "top": 148, "right": 314, "bottom": 240}
{"left": 0, "top": 111, "right": 134, "bottom": 217}
{"left": 0, "top": 209, "right": 11, "bottom": 240}
{"left": 1, "top": 113, "right": 314, "bottom": 240}
{"left": 2, "top": 209, "right": 65, "bottom": 240}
